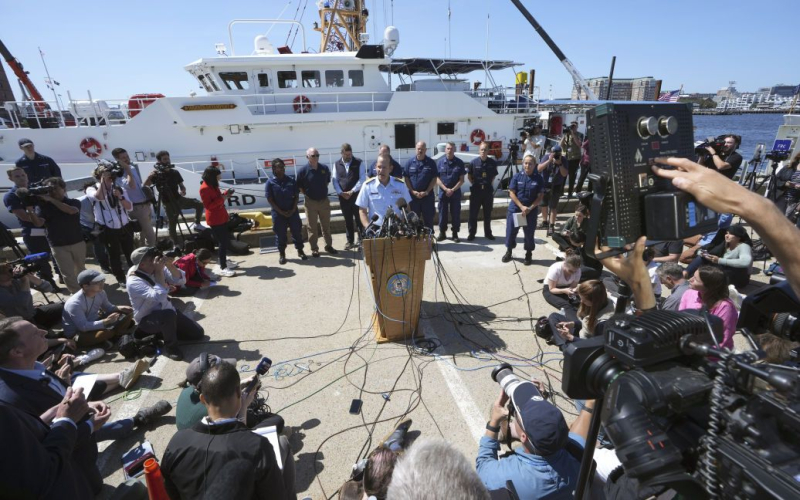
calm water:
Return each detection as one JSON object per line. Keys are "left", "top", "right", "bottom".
{"left": 693, "top": 113, "right": 786, "bottom": 161}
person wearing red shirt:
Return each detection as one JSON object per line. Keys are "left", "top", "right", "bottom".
{"left": 175, "top": 249, "right": 215, "bottom": 289}
{"left": 199, "top": 167, "right": 236, "bottom": 277}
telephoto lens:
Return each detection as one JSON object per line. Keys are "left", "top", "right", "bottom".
{"left": 491, "top": 363, "right": 524, "bottom": 397}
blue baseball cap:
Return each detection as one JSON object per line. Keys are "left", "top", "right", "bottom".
{"left": 511, "top": 382, "right": 569, "bottom": 455}
{"left": 551, "top": 145, "right": 562, "bottom": 152}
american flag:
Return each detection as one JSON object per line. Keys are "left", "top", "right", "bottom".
{"left": 658, "top": 90, "right": 681, "bottom": 102}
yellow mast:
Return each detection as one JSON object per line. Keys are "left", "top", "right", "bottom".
{"left": 314, "top": 0, "right": 369, "bottom": 53}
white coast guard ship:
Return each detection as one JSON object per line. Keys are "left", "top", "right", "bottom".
{"left": 0, "top": 4, "right": 557, "bottom": 228}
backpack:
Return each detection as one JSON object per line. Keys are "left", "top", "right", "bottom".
{"left": 183, "top": 228, "right": 216, "bottom": 253}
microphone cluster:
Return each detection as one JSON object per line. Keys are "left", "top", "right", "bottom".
{"left": 363, "top": 198, "right": 428, "bottom": 239}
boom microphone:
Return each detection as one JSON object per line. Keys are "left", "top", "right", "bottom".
{"left": 364, "top": 214, "right": 380, "bottom": 238}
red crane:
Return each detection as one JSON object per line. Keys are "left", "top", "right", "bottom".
{"left": 0, "top": 38, "right": 48, "bottom": 111}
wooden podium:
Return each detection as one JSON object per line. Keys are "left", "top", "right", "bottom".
{"left": 363, "top": 236, "right": 432, "bottom": 343}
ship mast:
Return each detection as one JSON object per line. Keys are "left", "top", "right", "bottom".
{"left": 315, "top": 0, "right": 369, "bottom": 53}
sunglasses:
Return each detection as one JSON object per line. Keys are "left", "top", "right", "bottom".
{"left": 309, "top": 154, "right": 320, "bottom": 158}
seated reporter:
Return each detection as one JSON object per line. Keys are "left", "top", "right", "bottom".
{"left": 543, "top": 252, "right": 582, "bottom": 311}
{"left": 547, "top": 280, "right": 614, "bottom": 348}
{"left": 679, "top": 266, "right": 738, "bottom": 350}
{"left": 175, "top": 248, "right": 216, "bottom": 290}
{"left": 685, "top": 223, "right": 753, "bottom": 289}
{"left": 551, "top": 205, "right": 589, "bottom": 252}
{"left": 29, "top": 177, "right": 86, "bottom": 293}
{"left": 476, "top": 385, "right": 593, "bottom": 499}
{"left": 0, "top": 259, "right": 64, "bottom": 331}
{"left": 126, "top": 247, "right": 204, "bottom": 361}
{"left": 62, "top": 270, "right": 134, "bottom": 347}
{"left": 0, "top": 317, "right": 170, "bottom": 495}
{"left": 162, "top": 362, "right": 292, "bottom": 500}
{"left": 656, "top": 262, "right": 691, "bottom": 311}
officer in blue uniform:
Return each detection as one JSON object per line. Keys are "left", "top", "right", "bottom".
{"left": 15, "top": 139, "right": 62, "bottom": 185}
{"left": 503, "top": 153, "right": 545, "bottom": 265}
{"left": 403, "top": 141, "right": 438, "bottom": 232}
{"left": 357, "top": 155, "right": 411, "bottom": 228}
{"left": 436, "top": 142, "right": 465, "bottom": 242}
{"left": 265, "top": 158, "right": 307, "bottom": 265}
{"left": 466, "top": 142, "right": 499, "bottom": 241}
{"left": 367, "top": 145, "right": 403, "bottom": 179}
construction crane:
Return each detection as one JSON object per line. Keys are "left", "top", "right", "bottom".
{"left": 0, "top": 39, "right": 49, "bottom": 111}
{"left": 509, "top": 0, "right": 598, "bottom": 100}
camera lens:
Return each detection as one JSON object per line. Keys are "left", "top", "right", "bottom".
{"left": 491, "top": 363, "right": 523, "bottom": 396}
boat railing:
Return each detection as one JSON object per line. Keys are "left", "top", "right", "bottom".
{"left": 465, "top": 86, "right": 540, "bottom": 114}
{"left": 242, "top": 90, "right": 393, "bottom": 115}
{"left": 2, "top": 94, "right": 168, "bottom": 129}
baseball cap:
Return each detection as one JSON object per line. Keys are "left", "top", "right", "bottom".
{"left": 511, "top": 382, "right": 569, "bottom": 455}
{"left": 129, "top": 246, "right": 159, "bottom": 272}
{"left": 185, "top": 353, "right": 237, "bottom": 388}
{"left": 77, "top": 269, "right": 106, "bottom": 286}
{"left": 18, "top": 138, "right": 33, "bottom": 147}
{"left": 552, "top": 145, "right": 562, "bottom": 152}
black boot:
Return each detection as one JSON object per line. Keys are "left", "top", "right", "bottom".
{"left": 436, "top": 232, "right": 447, "bottom": 242}
{"left": 502, "top": 250, "right": 513, "bottom": 263}
{"left": 452, "top": 232, "right": 460, "bottom": 243}
{"left": 524, "top": 251, "right": 533, "bottom": 265}
{"left": 279, "top": 252, "right": 287, "bottom": 265}
{"left": 298, "top": 250, "right": 308, "bottom": 261}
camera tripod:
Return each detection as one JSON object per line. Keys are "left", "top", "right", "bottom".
{"left": 152, "top": 180, "right": 192, "bottom": 244}
{"left": 494, "top": 145, "right": 521, "bottom": 196}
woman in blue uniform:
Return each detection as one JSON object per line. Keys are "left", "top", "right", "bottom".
{"left": 503, "top": 153, "right": 545, "bottom": 265}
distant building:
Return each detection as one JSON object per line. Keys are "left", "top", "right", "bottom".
{"left": 768, "top": 85, "right": 797, "bottom": 98}
{"left": 572, "top": 76, "right": 657, "bottom": 101}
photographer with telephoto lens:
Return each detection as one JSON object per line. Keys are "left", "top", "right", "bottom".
{"left": 87, "top": 162, "right": 135, "bottom": 285}
{"left": 476, "top": 364, "right": 595, "bottom": 499}
{"left": 0, "top": 259, "right": 64, "bottom": 330}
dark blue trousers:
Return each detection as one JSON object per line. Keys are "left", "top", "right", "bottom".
{"left": 505, "top": 209, "right": 538, "bottom": 251}
{"left": 273, "top": 211, "right": 303, "bottom": 252}
{"left": 410, "top": 193, "right": 435, "bottom": 230}
{"left": 438, "top": 190, "right": 462, "bottom": 233}
{"left": 468, "top": 186, "right": 494, "bottom": 237}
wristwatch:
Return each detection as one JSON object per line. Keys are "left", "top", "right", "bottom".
{"left": 486, "top": 421, "right": 500, "bottom": 433}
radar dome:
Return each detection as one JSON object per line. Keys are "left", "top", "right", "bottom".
{"left": 254, "top": 35, "right": 275, "bottom": 55}
{"left": 383, "top": 26, "right": 399, "bottom": 57}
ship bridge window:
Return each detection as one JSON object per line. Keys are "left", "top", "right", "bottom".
{"left": 205, "top": 74, "right": 220, "bottom": 91}
{"left": 278, "top": 71, "right": 299, "bottom": 89}
{"left": 349, "top": 70, "right": 364, "bottom": 87}
{"left": 197, "top": 74, "right": 213, "bottom": 92}
{"left": 220, "top": 72, "right": 250, "bottom": 90}
{"left": 257, "top": 73, "right": 270, "bottom": 87}
{"left": 326, "top": 70, "right": 344, "bottom": 87}
{"left": 301, "top": 70, "right": 321, "bottom": 88}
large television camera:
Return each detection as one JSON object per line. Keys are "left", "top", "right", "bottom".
{"left": 563, "top": 281, "right": 800, "bottom": 499}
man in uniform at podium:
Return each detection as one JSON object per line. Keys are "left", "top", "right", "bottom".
{"left": 357, "top": 155, "right": 411, "bottom": 229}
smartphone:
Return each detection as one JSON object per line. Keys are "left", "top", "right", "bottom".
{"left": 349, "top": 399, "right": 363, "bottom": 415}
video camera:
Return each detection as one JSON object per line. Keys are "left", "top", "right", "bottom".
{"left": 584, "top": 102, "right": 718, "bottom": 250}
{"left": 14, "top": 181, "right": 51, "bottom": 204}
{"left": 563, "top": 281, "right": 800, "bottom": 499}
{"left": 155, "top": 238, "right": 184, "bottom": 259}
{"left": 694, "top": 135, "right": 727, "bottom": 156}
{"left": 765, "top": 150, "right": 791, "bottom": 162}
{"left": 508, "top": 138, "right": 520, "bottom": 156}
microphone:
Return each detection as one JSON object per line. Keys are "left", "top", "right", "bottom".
{"left": 395, "top": 197, "right": 411, "bottom": 223}
{"left": 383, "top": 206, "right": 395, "bottom": 237}
{"left": 23, "top": 252, "right": 51, "bottom": 262}
{"left": 364, "top": 214, "right": 380, "bottom": 238}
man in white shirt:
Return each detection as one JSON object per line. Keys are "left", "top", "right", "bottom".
{"left": 126, "top": 247, "right": 204, "bottom": 361}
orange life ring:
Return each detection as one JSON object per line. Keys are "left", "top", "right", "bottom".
{"left": 470, "top": 128, "right": 486, "bottom": 146}
{"left": 79, "top": 137, "right": 103, "bottom": 159}
{"left": 293, "top": 95, "right": 311, "bottom": 114}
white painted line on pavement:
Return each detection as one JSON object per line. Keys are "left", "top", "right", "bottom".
{"left": 420, "top": 317, "right": 486, "bottom": 444}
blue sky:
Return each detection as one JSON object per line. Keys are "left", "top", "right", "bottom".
{"left": 1, "top": 0, "right": 796, "bottom": 103}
